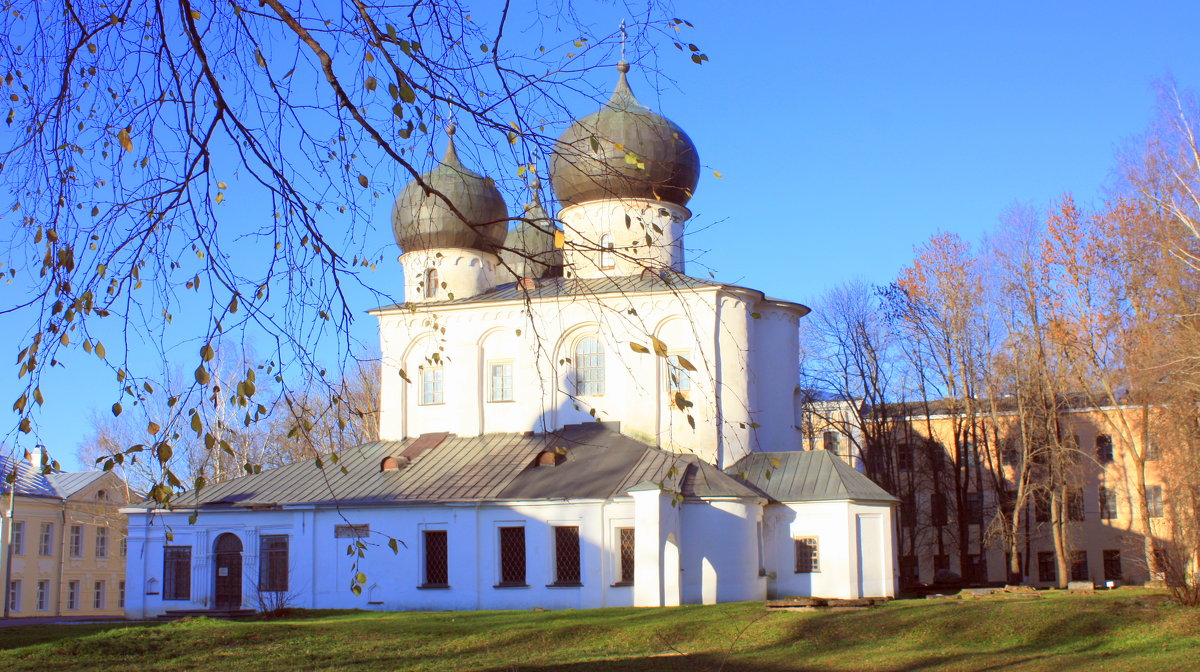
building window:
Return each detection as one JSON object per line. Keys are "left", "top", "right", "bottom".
{"left": 931, "top": 493, "right": 947, "bottom": 527}
{"left": 900, "top": 495, "right": 916, "bottom": 528}
{"left": 69, "top": 525, "right": 83, "bottom": 557}
{"left": 553, "top": 526, "right": 582, "bottom": 586}
{"left": 424, "top": 268, "right": 439, "bottom": 299}
{"left": 11, "top": 521, "right": 23, "bottom": 555}
{"left": 422, "top": 530, "right": 449, "bottom": 587}
{"left": 118, "top": 580, "right": 126, "bottom": 609}
{"left": 121, "top": 535, "right": 127, "bottom": 558}
{"left": 1099, "top": 486, "right": 1118, "bottom": 520}
{"left": 96, "top": 527, "right": 108, "bottom": 558}
{"left": 1096, "top": 434, "right": 1114, "bottom": 464}
{"left": 1037, "top": 551, "right": 1056, "bottom": 583}
{"left": 897, "top": 443, "right": 913, "bottom": 471}
{"left": 574, "top": 337, "right": 604, "bottom": 396}
{"left": 966, "top": 554, "right": 987, "bottom": 583}
{"left": 67, "top": 580, "right": 79, "bottom": 610}
{"left": 821, "top": 431, "right": 840, "bottom": 453}
{"left": 1070, "top": 550, "right": 1089, "bottom": 582}
{"left": 39, "top": 522, "right": 53, "bottom": 556}
{"left": 1103, "top": 549, "right": 1123, "bottom": 581}
{"left": 900, "top": 556, "right": 919, "bottom": 585}
{"left": 666, "top": 353, "right": 692, "bottom": 398}
{"left": 497, "top": 526, "right": 526, "bottom": 586}
{"left": 599, "top": 233, "right": 615, "bottom": 270}
{"left": 489, "top": 361, "right": 514, "bottom": 402}
{"left": 1034, "top": 492, "right": 1051, "bottom": 523}
{"left": 420, "top": 366, "right": 444, "bottom": 405}
{"left": 934, "top": 554, "right": 950, "bottom": 572}
{"left": 7, "top": 580, "right": 20, "bottom": 613}
{"left": 1000, "top": 439, "right": 1019, "bottom": 466}
{"left": 1147, "top": 485, "right": 1164, "bottom": 518}
{"left": 1144, "top": 440, "right": 1161, "bottom": 462}
{"left": 163, "top": 546, "right": 192, "bottom": 601}
{"left": 259, "top": 535, "right": 289, "bottom": 592}
{"left": 965, "top": 492, "right": 983, "bottom": 523}
{"left": 36, "top": 580, "right": 49, "bottom": 611}
{"left": 1067, "top": 488, "right": 1085, "bottom": 522}
{"left": 94, "top": 581, "right": 106, "bottom": 610}
{"left": 794, "top": 537, "right": 819, "bottom": 573}
{"left": 617, "top": 527, "right": 635, "bottom": 585}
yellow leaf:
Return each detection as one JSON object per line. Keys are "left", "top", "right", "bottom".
{"left": 117, "top": 128, "right": 133, "bottom": 153}
{"left": 713, "top": 170, "right": 723, "bottom": 179}
{"left": 215, "top": 192, "right": 224, "bottom": 204}
{"left": 190, "top": 10, "right": 200, "bottom": 19}
{"left": 217, "top": 182, "right": 227, "bottom": 189}
{"left": 358, "top": 174, "right": 369, "bottom": 188}
{"left": 629, "top": 342, "right": 650, "bottom": 354}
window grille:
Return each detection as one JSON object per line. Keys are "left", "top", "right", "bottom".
{"left": 794, "top": 537, "right": 819, "bottom": 573}
{"left": 1103, "top": 549, "right": 1123, "bottom": 581}
{"left": 420, "top": 366, "right": 444, "bottom": 405}
{"left": 423, "top": 530, "right": 449, "bottom": 586}
{"left": 259, "top": 535, "right": 289, "bottom": 592}
{"left": 1099, "top": 486, "right": 1118, "bottom": 520}
{"left": 69, "top": 525, "right": 83, "bottom": 557}
{"left": 574, "top": 338, "right": 604, "bottom": 396}
{"left": 489, "top": 362, "right": 513, "bottom": 402}
{"left": 163, "top": 546, "right": 192, "bottom": 600}
{"left": 498, "top": 526, "right": 526, "bottom": 586}
{"left": 94, "top": 581, "right": 105, "bottom": 609}
{"left": 96, "top": 527, "right": 108, "bottom": 558}
{"left": 617, "top": 528, "right": 635, "bottom": 584}
{"left": 39, "top": 523, "right": 52, "bottom": 556}
{"left": 554, "top": 526, "right": 581, "bottom": 585}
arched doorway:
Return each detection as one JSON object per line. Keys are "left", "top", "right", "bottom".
{"left": 213, "top": 533, "right": 243, "bottom": 610}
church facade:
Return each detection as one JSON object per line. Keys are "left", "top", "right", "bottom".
{"left": 122, "top": 63, "right": 897, "bottom": 617}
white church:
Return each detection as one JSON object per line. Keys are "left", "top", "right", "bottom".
{"left": 123, "top": 62, "right": 897, "bottom": 617}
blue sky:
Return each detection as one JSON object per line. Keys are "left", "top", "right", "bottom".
{"left": 6, "top": 1, "right": 1200, "bottom": 469}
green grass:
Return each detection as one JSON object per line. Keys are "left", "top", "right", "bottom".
{"left": 1, "top": 589, "right": 1197, "bottom": 671}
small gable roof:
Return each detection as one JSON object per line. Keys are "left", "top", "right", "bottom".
{"left": 140, "top": 424, "right": 760, "bottom": 510}
{"left": 726, "top": 450, "right": 899, "bottom": 504}
{"left": 1, "top": 455, "right": 115, "bottom": 500}
{"left": 47, "top": 470, "right": 109, "bottom": 498}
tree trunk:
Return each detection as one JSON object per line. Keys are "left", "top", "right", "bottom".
{"left": 1052, "top": 487, "right": 1069, "bottom": 589}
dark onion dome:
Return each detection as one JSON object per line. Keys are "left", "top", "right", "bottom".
{"left": 392, "top": 126, "right": 508, "bottom": 253}
{"left": 550, "top": 61, "right": 700, "bottom": 209}
{"left": 498, "top": 180, "right": 562, "bottom": 281}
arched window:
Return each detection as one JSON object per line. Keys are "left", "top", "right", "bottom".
{"left": 599, "top": 234, "right": 615, "bottom": 270}
{"left": 574, "top": 337, "right": 604, "bottom": 396}
{"left": 667, "top": 353, "right": 692, "bottom": 399}
{"left": 424, "top": 268, "right": 439, "bottom": 299}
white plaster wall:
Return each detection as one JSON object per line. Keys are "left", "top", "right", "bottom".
{"left": 376, "top": 287, "right": 781, "bottom": 468}
{"left": 679, "top": 499, "right": 767, "bottom": 605}
{"left": 749, "top": 307, "right": 804, "bottom": 453}
{"left": 558, "top": 199, "right": 689, "bottom": 278}
{"left": 399, "top": 248, "right": 499, "bottom": 303}
{"left": 764, "top": 500, "right": 897, "bottom": 600}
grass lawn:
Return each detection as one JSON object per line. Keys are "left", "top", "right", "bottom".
{"left": 1, "top": 588, "right": 1197, "bottom": 671}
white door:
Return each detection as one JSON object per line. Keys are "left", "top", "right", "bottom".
{"left": 856, "top": 514, "right": 886, "bottom": 597}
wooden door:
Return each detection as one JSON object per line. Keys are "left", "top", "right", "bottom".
{"left": 213, "top": 533, "right": 243, "bottom": 610}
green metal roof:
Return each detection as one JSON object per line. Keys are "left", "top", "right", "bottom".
{"left": 726, "top": 450, "right": 899, "bottom": 504}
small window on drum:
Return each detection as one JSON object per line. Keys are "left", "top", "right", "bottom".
{"left": 424, "top": 268, "right": 439, "bottom": 299}
{"left": 599, "top": 234, "right": 615, "bottom": 270}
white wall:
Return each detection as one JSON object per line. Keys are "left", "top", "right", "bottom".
{"left": 764, "top": 500, "right": 896, "bottom": 600}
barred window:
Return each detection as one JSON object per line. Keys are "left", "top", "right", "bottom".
{"left": 497, "top": 526, "right": 526, "bottom": 586}
{"left": 574, "top": 338, "right": 604, "bottom": 396}
{"left": 553, "top": 526, "right": 581, "bottom": 585}
{"left": 1099, "top": 486, "right": 1118, "bottom": 520}
{"left": 489, "top": 362, "right": 513, "bottom": 402}
{"left": 420, "top": 366, "right": 444, "bottom": 405}
{"left": 259, "top": 535, "right": 289, "bottom": 592}
{"left": 794, "top": 537, "right": 819, "bottom": 573}
{"left": 95, "top": 527, "right": 108, "bottom": 558}
{"left": 69, "top": 525, "right": 83, "bottom": 557}
{"left": 163, "top": 546, "right": 192, "bottom": 600}
{"left": 616, "top": 527, "right": 635, "bottom": 585}
{"left": 423, "top": 530, "right": 449, "bottom": 586}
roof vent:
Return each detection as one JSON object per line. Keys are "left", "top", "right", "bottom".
{"left": 380, "top": 456, "right": 411, "bottom": 472}
{"left": 533, "top": 448, "right": 566, "bottom": 467}
{"left": 517, "top": 277, "right": 537, "bottom": 290}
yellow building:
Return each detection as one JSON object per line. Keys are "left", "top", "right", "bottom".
{"left": 2, "top": 451, "right": 132, "bottom": 619}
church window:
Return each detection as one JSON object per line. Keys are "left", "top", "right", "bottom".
{"left": 616, "top": 527, "right": 635, "bottom": 585}
{"left": 424, "top": 268, "right": 438, "bottom": 299}
{"left": 497, "top": 526, "right": 526, "bottom": 587}
{"left": 259, "top": 535, "right": 289, "bottom": 592}
{"left": 667, "top": 354, "right": 691, "bottom": 399}
{"left": 163, "top": 546, "right": 192, "bottom": 600}
{"left": 599, "top": 234, "right": 615, "bottom": 270}
{"left": 489, "top": 361, "right": 514, "bottom": 402}
{"left": 574, "top": 337, "right": 604, "bottom": 396}
{"left": 422, "top": 530, "right": 449, "bottom": 587}
{"left": 420, "top": 366, "right": 444, "bottom": 405}
{"left": 552, "top": 526, "right": 582, "bottom": 586}
{"left": 794, "top": 537, "right": 819, "bottom": 573}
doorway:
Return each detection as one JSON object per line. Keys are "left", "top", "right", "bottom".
{"left": 213, "top": 533, "right": 243, "bottom": 610}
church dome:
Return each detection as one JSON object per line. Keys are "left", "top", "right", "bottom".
{"left": 392, "top": 127, "right": 508, "bottom": 253}
{"left": 550, "top": 62, "right": 700, "bottom": 209}
{"left": 498, "top": 180, "right": 562, "bottom": 281}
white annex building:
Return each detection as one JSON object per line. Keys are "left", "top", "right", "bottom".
{"left": 123, "top": 63, "right": 897, "bottom": 617}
